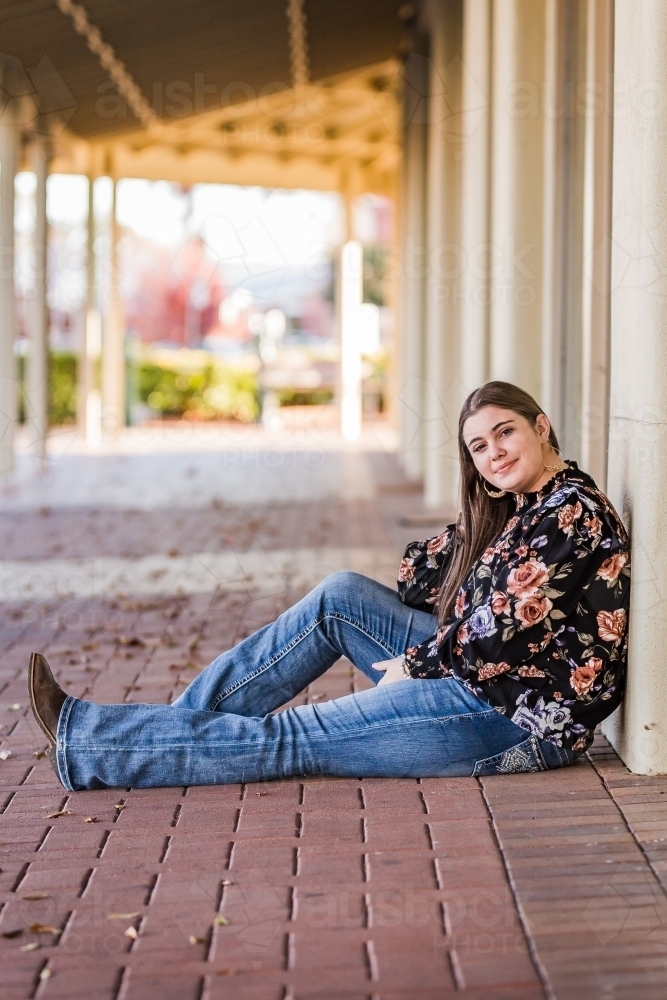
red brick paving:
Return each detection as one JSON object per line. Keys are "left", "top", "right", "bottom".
{"left": 1, "top": 447, "right": 667, "bottom": 998}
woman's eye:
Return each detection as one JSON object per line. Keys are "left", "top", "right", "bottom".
{"left": 500, "top": 427, "right": 513, "bottom": 437}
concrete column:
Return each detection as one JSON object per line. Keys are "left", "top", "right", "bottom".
{"left": 423, "top": 0, "right": 463, "bottom": 510}
{"left": 459, "top": 0, "right": 492, "bottom": 395}
{"left": 0, "top": 107, "right": 18, "bottom": 474}
{"left": 541, "top": 0, "right": 588, "bottom": 458}
{"left": 77, "top": 174, "right": 93, "bottom": 441}
{"left": 339, "top": 169, "right": 363, "bottom": 245}
{"left": 79, "top": 175, "right": 102, "bottom": 444}
{"left": 398, "top": 42, "right": 429, "bottom": 479}
{"left": 26, "top": 138, "right": 49, "bottom": 459}
{"left": 602, "top": 0, "right": 667, "bottom": 774}
{"left": 381, "top": 175, "right": 401, "bottom": 434}
{"left": 336, "top": 170, "right": 364, "bottom": 441}
{"left": 579, "top": 0, "right": 614, "bottom": 487}
{"left": 489, "top": 0, "right": 546, "bottom": 401}
{"left": 340, "top": 240, "right": 363, "bottom": 442}
{"left": 101, "top": 177, "right": 125, "bottom": 436}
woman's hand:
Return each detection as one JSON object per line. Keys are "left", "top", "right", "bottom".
{"left": 373, "top": 654, "right": 410, "bottom": 686}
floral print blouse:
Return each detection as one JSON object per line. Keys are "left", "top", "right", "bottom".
{"left": 397, "top": 462, "right": 630, "bottom": 753}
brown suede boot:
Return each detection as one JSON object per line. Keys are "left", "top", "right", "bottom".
{"left": 28, "top": 652, "right": 67, "bottom": 780}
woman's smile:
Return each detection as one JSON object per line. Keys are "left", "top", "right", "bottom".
{"left": 494, "top": 458, "right": 518, "bottom": 476}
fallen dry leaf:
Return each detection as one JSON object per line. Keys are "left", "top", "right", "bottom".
{"left": 1, "top": 929, "right": 23, "bottom": 939}
{"left": 107, "top": 912, "right": 141, "bottom": 921}
{"left": 114, "top": 803, "right": 125, "bottom": 812}
{"left": 83, "top": 816, "right": 98, "bottom": 824}
{"left": 118, "top": 636, "right": 145, "bottom": 647}
{"left": 256, "top": 792, "right": 267, "bottom": 797}
{"left": 0, "top": 750, "right": 12, "bottom": 761}
{"left": 22, "top": 893, "right": 50, "bottom": 901}
{"left": 46, "top": 809, "right": 71, "bottom": 819}
{"left": 19, "top": 942, "right": 40, "bottom": 952}
{"left": 39, "top": 968, "right": 51, "bottom": 981}
{"left": 188, "top": 935, "right": 206, "bottom": 945}
{"left": 28, "top": 923, "right": 60, "bottom": 935}
{"left": 81, "top": 642, "right": 98, "bottom": 651}
{"left": 124, "top": 926, "right": 139, "bottom": 940}
{"left": 33, "top": 748, "right": 48, "bottom": 760}
{"left": 213, "top": 915, "right": 229, "bottom": 927}
{"left": 215, "top": 969, "right": 236, "bottom": 976}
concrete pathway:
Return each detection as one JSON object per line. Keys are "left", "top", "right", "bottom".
{"left": 1, "top": 417, "right": 667, "bottom": 999}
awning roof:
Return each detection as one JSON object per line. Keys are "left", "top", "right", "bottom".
{"left": 1, "top": 0, "right": 407, "bottom": 140}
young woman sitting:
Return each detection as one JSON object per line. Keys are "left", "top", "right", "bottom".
{"left": 28, "top": 381, "right": 630, "bottom": 790}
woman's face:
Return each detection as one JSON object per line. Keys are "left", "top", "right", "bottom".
{"left": 462, "top": 406, "right": 552, "bottom": 494}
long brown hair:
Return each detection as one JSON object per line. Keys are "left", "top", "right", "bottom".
{"left": 437, "top": 381, "right": 560, "bottom": 625}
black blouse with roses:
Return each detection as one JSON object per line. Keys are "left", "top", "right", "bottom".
{"left": 397, "top": 462, "right": 630, "bottom": 753}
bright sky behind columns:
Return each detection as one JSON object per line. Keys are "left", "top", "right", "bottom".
{"left": 26, "top": 174, "right": 345, "bottom": 269}
{"left": 118, "top": 182, "right": 344, "bottom": 269}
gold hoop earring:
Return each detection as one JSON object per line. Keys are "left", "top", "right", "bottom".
{"left": 484, "top": 480, "right": 507, "bottom": 498}
{"left": 542, "top": 445, "right": 565, "bottom": 474}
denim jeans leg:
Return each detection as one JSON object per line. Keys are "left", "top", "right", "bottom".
{"left": 172, "top": 571, "right": 438, "bottom": 717}
{"left": 58, "top": 677, "right": 538, "bottom": 790}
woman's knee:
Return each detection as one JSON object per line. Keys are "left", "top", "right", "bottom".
{"left": 315, "top": 571, "right": 374, "bottom": 610}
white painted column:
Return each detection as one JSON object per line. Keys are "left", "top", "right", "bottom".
{"left": 101, "top": 177, "right": 125, "bottom": 436}
{"left": 489, "top": 0, "right": 546, "bottom": 402}
{"left": 340, "top": 239, "right": 363, "bottom": 442}
{"left": 542, "top": 0, "right": 589, "bottom": 459}
{"left": 459, "top": 0, "right": 492, "bottom": 395}
{"left": 541, "top": 0, "right": 569, "bottom": 431}
{"left": 602, "top": 0, "right": 667, "bottom": 774}
{"left": 423, "top": 0, "right": 463, "bottom": 510}
{"left": 26, "top": 138, "right": 49, "bottom": 459}
{"left": 398, "top": 44, "right": 429, "bottom": 480}
{"left": 0, "top": 107, "right": 18, "bottom": 474}
{"left": 79, "top": 175, "right": 102, "bottom": 444}
{"left": 579, "top": 0, "right": 614, "bottom": 487}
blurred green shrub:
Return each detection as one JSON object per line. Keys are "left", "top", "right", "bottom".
{"left": 18, "top": 351, "right": 78, "bottom": 426}
{"left": 50, "top": 351, "right": 78, "bottom": 425}
{"left": 277, "top": 389, "right": 334, "bottom": 407}
{"left": 17, "top": 354, "right": 25, "bottom": 423}
{"left": 363, "top": 244, "right": 389, "bottom": 307}
{"left": 135, "top": 354, "right": 260, "bottom": 422}
{"left": 19, "top": 348, "right": 260, "bottom": 427}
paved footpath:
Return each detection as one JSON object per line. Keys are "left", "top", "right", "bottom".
{"left": 1, "top": 419, "right": 667, "bottom": 999}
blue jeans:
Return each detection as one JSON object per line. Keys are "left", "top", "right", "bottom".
{"left": 55, "top": 572, "right": 576, "bottom": 790}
